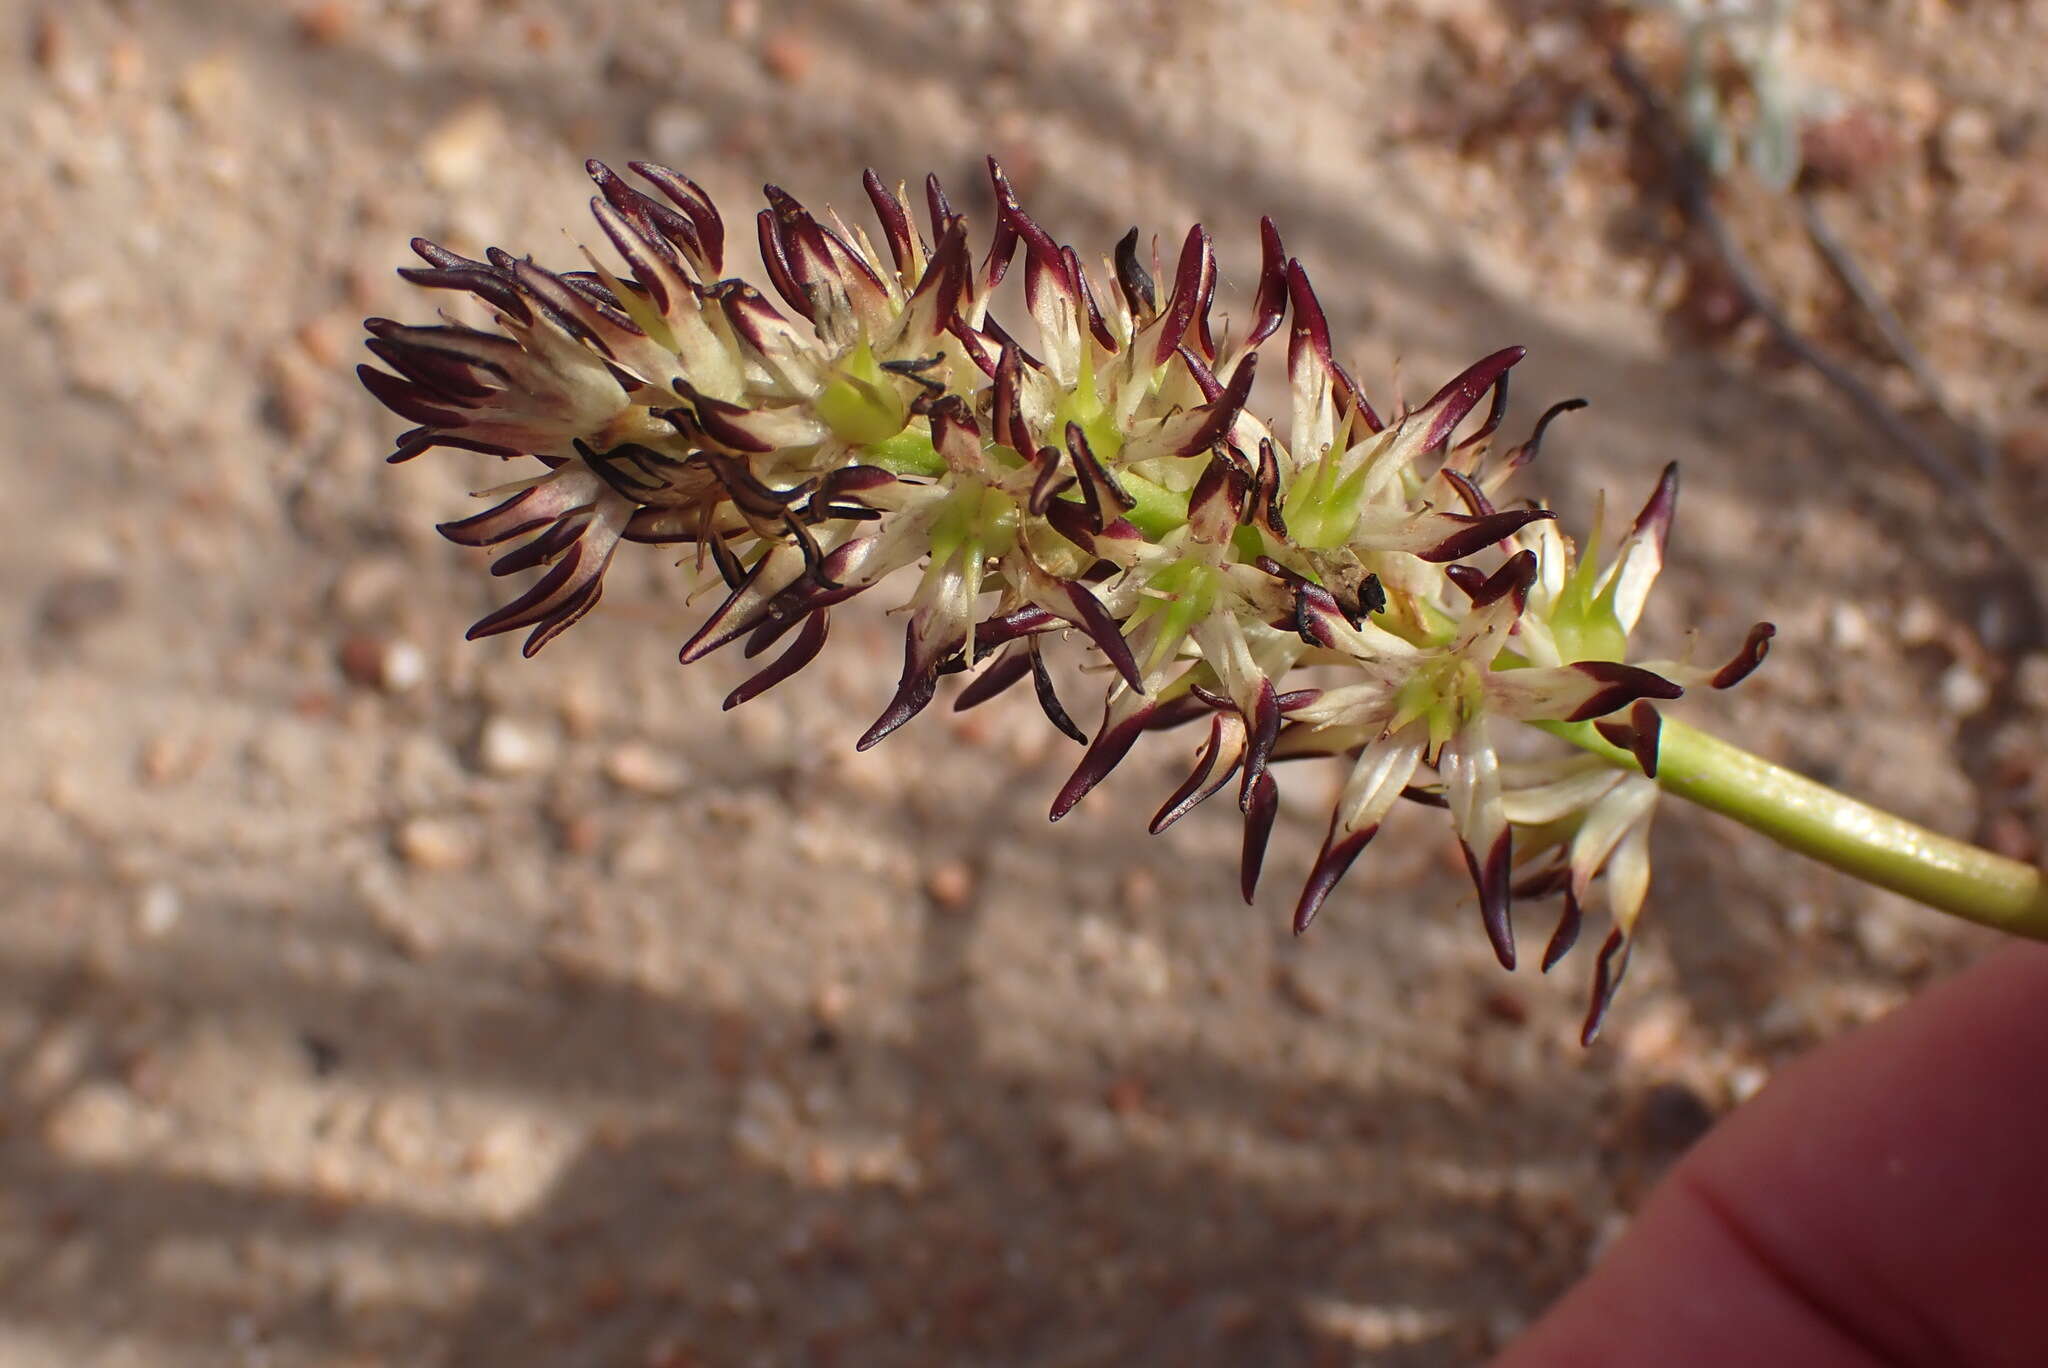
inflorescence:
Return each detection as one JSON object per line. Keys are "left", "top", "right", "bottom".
{"left": 359, "top": 158, "right": 1772, "bottom": 1042}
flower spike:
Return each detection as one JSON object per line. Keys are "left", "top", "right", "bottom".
{"left": 364, "top": 156, "right": 1788, "bottom": 1045}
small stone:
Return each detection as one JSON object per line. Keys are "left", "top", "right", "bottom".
{"left": 557, "top": 673, "right": 607, "bottom": 738}
{"left": 581, "top": 1272, "right": 627, "bottom": 1315}
{"left": 32, "top": 14, "right": 65, "bottom": 73}
{"left": 420, "top": 100, "right": 503, "bottom": 191}
{"left": 1755, "top": 994, "right": 1818, "bottom": 1046}
{"left": 1725, "top": 1063, "right": 1770, "bottom": 1104}
{"left": 1852, "top": 901, "right": 1927, "bottom": 973}
{"left": 1798, "top": 108, "right": 1893, "bottom": 188}
{"left": 1936, "top": 661, "right": 1990, "bottom": 717}
{"left": 1074, "top": 913, "right": 1171, "bottom": 998}
{"left": 645, "top": 104, "right": 710, "bottom": 163}
{"left": 809, "top": 980, "right": 851, "bottom": 1030}
{"left": 138, "top": 733, "right": 205, "bottom": 787}
{"left": 1633, "top": 1081, "right": 1716, "bottom": 1155}
{"left": 610, "top": 827, "right": 673, "bottom": 880}
{"left": 106, "top": 38, "right": 145, "bottom": 89}
{"left": 1894, "top": 596, "right": 1945, "bottom": 647}
{"left": 1119, "top": 867, "right": 1159, "bottom": 913}
{"left": 1271, "top": 962, "right": 1330, "bottom": 1018}
{"left": 924, "top": 859, "right": 975, "bottom": 910}
{"left": 2015, "top": 654, "right": 2048, "bottom": 713}
{"left": 2003, "top": 422, "right": 2048, "bottom": 470}
{"left": 557, "top": 814, "right": 601, "bottom": 857}
{"left": 1617, "top": 999, "right": 1687, "bottom": 1067}
{"left": 20, "top": 1024, "right": 91, "bottom": 1104}
{"left": 135, "top": 883, "right": 181, "bottom": 938}
{"left": 761, "top": 29, "right": 813, "bottom": 83}
{"left": 1938, "top": 106, "right": 1997, "bottom": 167}
{"left": 1479, "top": 988, "right": 1527, "bottom": 1027}
{"left": 603, "top": 743, "right": 686, "bottom": 796}
{"left": 338, "top": 635, "right": 426, "bottom": 692}
{"left": 477, "top": 714, "right": 556, "bottom": 777}
{"left": 38, "top": 574, "right": 125, "bottom": 639}
{"left": 396, "top": 816, "right": 479, "bottom": 872}
{"left": 265, "top": 353, "right": 324, "bottom": 440}
{"left": 1826, "top": 602, "right": 1873, "bottom": 653}
{"left": 297, "top": 1, "right": 354, "bottom": 45}
{"left": 1671, "top": 257, "right": 1750, "bottom": 340}
{"left": 331, "top": 557, "right": 409, "bottom": 622}
{"left": 174, "top": 52, "right": 243, "bottom": 123}
{"left": 295, "top": 315, "right": 348, "bottom": 368}
{"left": 300, "top": 1031, "right": 342, "bottom": 1078}
{"left": 1103, "top": 1075, "right": 1148, "bottom": 1116}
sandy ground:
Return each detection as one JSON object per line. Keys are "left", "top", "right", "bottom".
{"left": 6, "top": 1, "right": 2047, "bottom": 1364}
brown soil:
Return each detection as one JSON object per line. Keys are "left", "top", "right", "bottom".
{"left": 6, "top": 1, "right": 2045, "bottom": 1364}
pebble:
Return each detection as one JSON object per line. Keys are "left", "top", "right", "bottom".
{"left": 1118, "top": 867, "right": 1159, "bottom": 913}
{"left": 1478, "top": 988, "right": 1527, "bottom": 1027}
{"left": 338, "top": 634, "right": 427, "bottom": 692}
{"left": 396, "top": 815, "right": 480, "bottom": 872}
{"left": 106, "top": 38, "right": 145, "bottom": 90}
{"left": 557, "top": 673, "right": 607, "bottom": 738}
{"left": 556, "top": 813, "right": 601, "bottom": 857}
{"left": 296, "top": 315, "right": 348, "bottom": 368}
{"left": 1298, "top": 1298, "right": 1452, "bottom": 1352}
{"left": 138, "top": 732, "right": 205, "bottom": 787}
{"left": 477, "top": 714, "right": 556, "bottom": 777}
{"left": 923, "top": 859, "right": 975, "bottom": 910}
{"left": 645, "top": 104, "right": 711, "bottom": 163}
{"left": 610, "top": 827, "right": 673, "bottom": 880}
{"left": 331, "top": 557, "right": 410, "bottom": 623}
{"left": 1826, "top": 602, "right": 1873, "bottom": 653}
{"left": 1851, "top": 901, "right": 1928, "bottom": 973}
{"left": 19, "top": 1024, "right": 92, "bottom": 1105}
{"left": 296, "top": 0, "right": 354, "bottom": 46}
{"left": 809, "top": 980, "right": 851, "bottom": 1032}
{"left": 1725, "top": 1063, "right": 1770, "bottom": 1105}
{"left": 1755, "top": 994, "right": 1818, "bottom": 1047}
{"left": 1936, "top": 660, "right": 1990, "bottom": 717}
{"left": 1798, "top": 107, "right": 1894, "bottom": 188}
{"left": 1894, "top": 596, "right": 1946, "bottom": 647}
{"left": 31, "top": 13, "right": 65, "bottom": 73}
{"left": 761, "top": 29, "right": 813, "bottom": 83}
{"left": 174, "top": 52, "right": 243, "bottom": 124}
{"left": 724, "top": 0, "right": 760, "bottom": 39}
{"left": 419, "top": 99, "right": 503, "bottom": 191}
{"left": 38, "top": 573, "right": 126, "bottom": 639}
{"left": 603, "top": 743, "right": 686, "bottom": 796}
{"left": 2016, "top": 653, "right": 2048, "bottom": 713}
{"left": 134, "top": 883, "right": 182, "bottom": 938}
{"left": 1632, "top": 1081, "right": 1716, "bottom": 1155}
{"left": 1616, "top": 999, "right": 1687, "bottom": 1068}
{"left": 1076, "top": 914, "right": 1171, "bottom": 998}
{"left": 265, "top": 352, "right": 324, "bottom": 440}
{"left": 1939, "top": 105, "right": 1997, "bottom": 167}
{"left": 1271, "top": 962, "right": 1331, "bottom": 1018}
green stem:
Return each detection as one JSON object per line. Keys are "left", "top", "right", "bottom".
{"left": 1542, "top": 717, "right": 2048, "bottom": 940}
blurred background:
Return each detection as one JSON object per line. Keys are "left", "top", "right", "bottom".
{"left": 5, "top": 1, "right": 2046, "bottom": 1363}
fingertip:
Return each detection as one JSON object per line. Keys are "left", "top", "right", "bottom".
{"left": 1497, "top": 946, "right": 2048, "bottom": 1367}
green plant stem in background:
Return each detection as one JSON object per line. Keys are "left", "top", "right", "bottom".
{"left": 1542, "top": 717, "right": 2048, "bottom": 940}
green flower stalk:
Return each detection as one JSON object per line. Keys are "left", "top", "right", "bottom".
{"left": 360, "top": 157, "right": 2048, "bottom": 1044}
